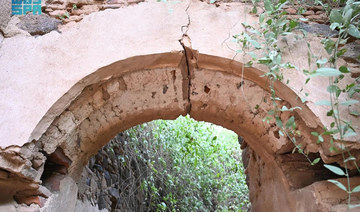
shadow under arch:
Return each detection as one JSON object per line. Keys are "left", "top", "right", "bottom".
{"left": 31, "top": 51, "right": 330, "bottom": 211}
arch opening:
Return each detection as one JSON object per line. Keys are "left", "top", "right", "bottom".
{"left": 76, "top": 116, "right": 251, "bottom": 211}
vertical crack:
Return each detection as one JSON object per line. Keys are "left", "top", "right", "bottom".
{"left": 179, "top": 39, "right": 192, "bottom": 114}
{"left": 179, "top": 0, "right": 192, "bottom": 114}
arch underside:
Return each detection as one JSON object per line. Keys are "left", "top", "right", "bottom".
{"left": 1, "top": 52, "right": 360, "bottom": 211}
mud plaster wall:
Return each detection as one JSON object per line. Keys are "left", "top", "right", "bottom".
{"left": 0, "top": 0, "right": 360, "bottom": 211}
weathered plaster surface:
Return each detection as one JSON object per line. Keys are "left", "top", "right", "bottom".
{"left": 0, "top": 0, "right": 359, "bottom": 211}
{"left": 1, "top": 0, "right": 358, "bottom": 148}
{"left": 0, "top": 1, "right": 187, "bottom": 147}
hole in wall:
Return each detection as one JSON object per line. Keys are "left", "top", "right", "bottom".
{"left": 162, "top": 85, "right": 168, "bottom": 94}
{"left": 204, "top": 85, "right": 210, "bottom": 93}
{"left": 40, "top": 147, "right": 72, "bottom": 192}
{"left": 273, "top": 130, "right": 280, "bottom": 139}
{"left": 77, "top": 115, "right": 251, "bottom": 211}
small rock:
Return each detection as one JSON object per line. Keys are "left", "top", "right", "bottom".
{"left": 49, "top": 10, "right": 68, "bottom": 17}
{"left": 86, "top": 177, "right": 91, "bottom": 186}
{"left": 38, "top": 186, "right": 52, "bottom": 198}
{"left": 351, "top": 70, "right": 360, "bottom": 78}
{"left": 128, "top": 0, "right": 145, "bottom": 4}
{"left": 303, "top": 10, "right": 315, "bottom": 16}
{"left": 17, "top": 13, "right": 61, "bottom": 36}
{"left": 286, "top": 15, "right": 303, "bottom": 20}
{"left": 3, "top": 16, "right": 30, "bottom": 37}
{"left": 14, "top": 196, "right": 47, "bottom": 208}
{"left": 285, "top": 8, "right": 297, "bottom": 15}
{"left": 311, "top": 5, "right": 323, "bottom": 11}
{"left": 316, "top": 11, "right": 323, "bottom": 15}
{"left": 104, "top": 170, "right": 111, "bottom": 186}
{"left": 32, "top": 159, "right": 43, "bottom": 170}
{"left": 98, "top": 192, "right": 107, "bottom": 210}
{"left": 298, "top": 22, "right": 337, "bottom": 37}
{"left": 103, "top": 4, "right": 123, "bottom": 9}
{"left": 46, "top": 4, "right": 66, "bottom": 10}
{"left": 72, "top": 5, "right": 100, "bottom": 16}
{"left": 111, "top": 173, "right": 117, "bottom": 183}
{"left": 108, "top": 187, "right": 120, "bottom": 199}
{"left": 307, "top": 14, "right": 327, "bottom": 24}
{"left": 106, "top": 0, "right": 127, "bottom": 3}
{"left": 342, "top": 40, "right": 360, "bottom": 64}
{"left": 67, "top": 15, "right": 83, "bottom": 22}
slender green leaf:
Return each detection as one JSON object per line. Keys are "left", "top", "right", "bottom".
{"left": 318, "top": 135, "right": 324, "bottom": 143}
{"left": 340, "top": 99, "right": 359, "bottom": 106}
{"left": 275, "top": 116, "right": 283, "bottom": 128}
{"left": 339, "top": 66, "right": 350, "bottom": 73}
{"left": 249, "top": 40, "right": 261, "bottom": 49}
{"left": 349, "top": 24, "right": 360, "bottom": 38}
{"left": 258, "top": 57, "right": 272, "bottom": 64}
{"left": 316, "top": 58, "right": 328, "bottom": 65}
{"left": 264, "top": 0, "right": 273, "bottom": 12}
{"left": 352, "top": 185, "right": 360, "bottom": 193}
{"left": 311, "top": 132, "right": 319, "bottom": 136}
{"left": 349, "top": 204, "right": 360, "bottom": 209}
{"left": 316, "top": 100, "right": 331, "bottom": 106}
{"left": 328, "top": 179, "right": 347, "bottom": 192}
{"left": 327, "top": 109, "right": 334, "bottom": 116}
{"left": 275, "top": 17, "right": 288, "bottom": 27}
{"left": 344, "top": 156, "right": 356, "bottom": 163}
{"left": 259, "top": 13, "right": 265, "bottom": 23}
{"left": 324, "top": 164, "right": 346, "bottom": 176}
{"left": 312, "top": 158, "right": 321, "bottom": 165}
{"left": 327, "top": 85, "right": 340, "bottom": 93}
{"left": 330, "top": 22, "right": 340, "bottom": 30}
{"left": 344, "top": 131, "right": 357, "bottom": 137}
{"left": 343, "top": 8, "right": 353, "bottom": 25}
{"left": 312, "top": 68, "right": 342, "bottom": 77}
{"left": 350, "top": 110, "right": 360, "bottom": 116}
{"left": 285, "top": 116, "right": 295, "bottom": 128}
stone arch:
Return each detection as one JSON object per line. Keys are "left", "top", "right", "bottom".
{"left": 6, "top": 50, "right": 354, "bottom": 211}
{"left": 33, "top": 50, "right": 312, "bottom": 174}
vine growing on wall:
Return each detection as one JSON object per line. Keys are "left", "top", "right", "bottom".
{"left": 235, "top": 0, "right": 360, "bottom": 209}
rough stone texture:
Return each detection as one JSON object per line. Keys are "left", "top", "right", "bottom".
{"left": 42, "top": 0, "right": 147, "bottom": 24}
{"left": 77, "top": 133, "right": 149, "bottom": 211}
{"left": 299, "top": 22, "right": 338, "bottom": 37}
{"left": 1, "top": 16, "right": 31, "bottom": 37}
{"left": 0, "top": 1, "right": 359, "bottom": 211}
{"left": 342, "top": 40, "right": 360, "bottom": 65}
{"left": 0, "top": 0, "right": 11, "bottom": 32}
{"left": 17, "top": 14, "right": 61, "bottom": 36}
{"left": 0, "top": 32, "right": 3, "bottom": 44}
